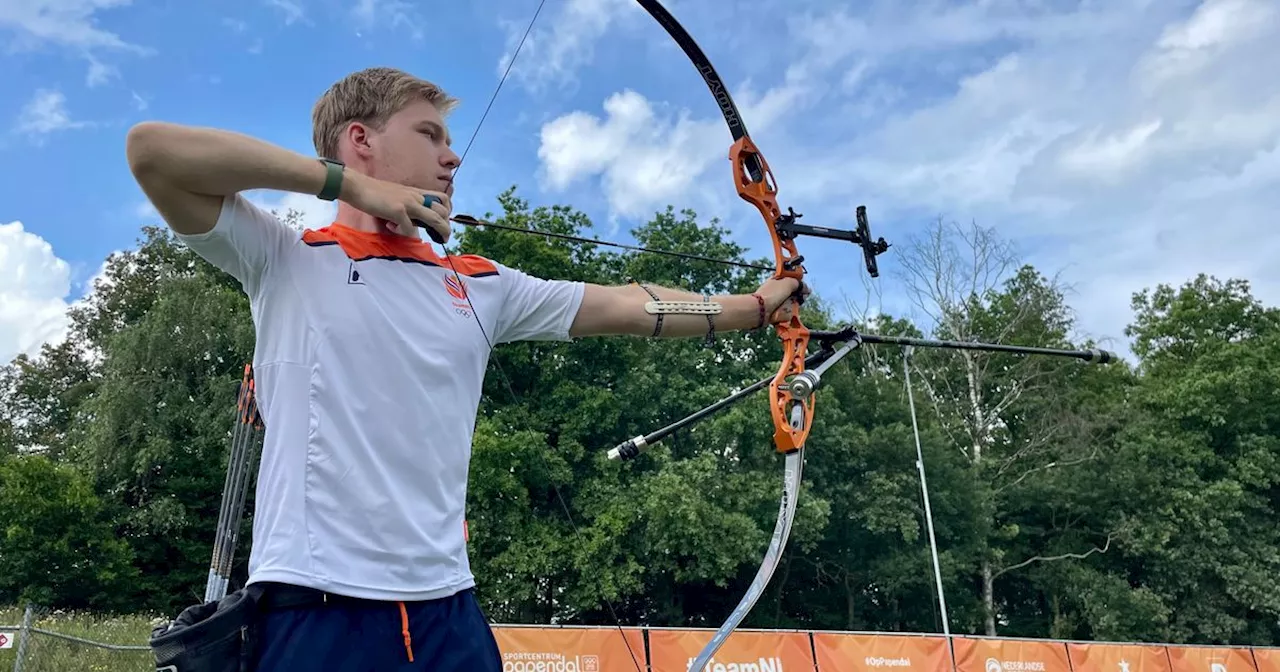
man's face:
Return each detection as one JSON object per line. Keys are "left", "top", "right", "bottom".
{"left": 365, "top": 98, "right": 460, "bottom": 197}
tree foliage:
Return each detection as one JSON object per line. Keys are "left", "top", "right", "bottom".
{"left": 0, "top": 189, "right": 1276, "bottom": 646}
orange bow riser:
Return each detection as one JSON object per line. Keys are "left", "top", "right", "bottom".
{"left": 729, "top": 134, "right": 814, "bottom": 455}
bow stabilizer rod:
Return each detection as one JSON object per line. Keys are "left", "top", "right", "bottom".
{"left": 607, "top": 327, "right": 1116, "bottom": 461}
{"left": 607, "top": 348, "right": 842, "bottom": 462}
{"left": 789, "top": 327, "right": 1116, "bottom": 401}
{"left": 809, "top": 327, "right": 1116, "bottom": 363}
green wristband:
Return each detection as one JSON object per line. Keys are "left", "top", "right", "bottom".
{"left": 317, "top": 158, "right": 344, "bottom": 201}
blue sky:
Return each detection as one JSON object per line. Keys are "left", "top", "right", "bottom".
{"left": 3, "top": 0, "right": 1279, "bottom": 364}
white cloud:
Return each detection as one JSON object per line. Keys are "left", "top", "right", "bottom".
{"left": 534, "top": 60, "right": 813, "bottom": 225}
{"left": 13, "top": 89, "right": 90, "bottom": 138}
{"left": 0, "top": 221, "right": 73, "bottom": 364}
{"left": 350, "top": 0, "right": 421, "bottom": 40}
{"left": 266, "top": 0, "right": 303, "bottom": 25}
{"left": 0, "top": 191, "right": 328, "bottom": 366}
{"left": 537, "top": 90, "right": 726, "bottom": 221}
{"left": 0, "top": 0, "right": 136, "bottom": 49}
{"left": 531, "top": 0, "right": 1280, "bottom": 349}
{"left": 1055, "top": 119, "right": 1164, "bottom": 179}
{"left": 244, "top": 191, "right": 337, "bottom": 232}
{"left": 135, "top": 199, "right": 158, "bottom": 220}
{"left": 497, "top": 0, "right": 634, "bottom": 91}
{"left": 79, "top": 255, "right": 115, "bottom": 296}
{"left": 85, "top": 54, "right": 118, "bottom": 87}
{"left": 1138, "top": 0, "right": 1276, "bottom": 87}
{"left": 0, "top": 0, "right": 148, "bottom": 82}
{"left": 135, "top": 190, "right": 335, "bottom": 233}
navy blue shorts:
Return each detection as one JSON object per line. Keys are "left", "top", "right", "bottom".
{"left": 250, "top": 586, "right": 502, "bottom": 671}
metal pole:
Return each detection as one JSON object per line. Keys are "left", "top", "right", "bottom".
{"left": 12, "top": 603, "right": 32, "bottom": 672}
{"left": 903, "top": 348, "right": 955, "bottom": 671}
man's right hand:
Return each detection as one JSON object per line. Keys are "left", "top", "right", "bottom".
{"left": 342, "top": 171, "right": 452, "bottom": 242}
{"left": 125, "top": 122, "right": 456, "bottom": 242}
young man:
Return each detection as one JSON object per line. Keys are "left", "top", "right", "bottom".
{"left": 127, "top": 67, "right": 805, "bottom": 671}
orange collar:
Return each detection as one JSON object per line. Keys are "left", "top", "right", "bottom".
{"left": 304, "top": 222, "right": 444, "bottom": 263}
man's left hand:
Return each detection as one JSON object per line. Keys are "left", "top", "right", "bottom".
{"left": 755, "top": 277, "right": 811, "bottom": 324}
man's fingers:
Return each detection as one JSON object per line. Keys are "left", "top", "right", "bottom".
{"left": 790, "top": 281, "right": 807, "bottom": 305}
{"left": 422, "top": 191, "right": 452, "bottom": 214}
{"left": 413, "top": 215, "right": 450, "bottom": 243}
{"left": 409, "top": 206, "right": 451, "bottom": 244}
{"left": 419, "top": 192, "right": 452, "bottom": 223}
{"left": 415, "top": 192, "right": 453, "bottom": 243}
{"left": 428, "top": 219, "right": 451, "bottom": 244}
{"left": 386, "top": 214, "right": 414, "bottom": 235}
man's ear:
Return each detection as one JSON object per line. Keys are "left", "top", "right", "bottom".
{"left": 343, "top": 121, "right": 376, "bottom": 161}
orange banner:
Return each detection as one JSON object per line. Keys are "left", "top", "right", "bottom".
{"left": 1068, "top": 642, "right": 1173, "bottom": 672}
{"left": 954, "top": 636, "right": 1071, "bottom": 672}
{"left": 493, "top": 626, "right": 647, "bottom": 672}
{"left": 812, "top": 632, "right": 951, "bottom": 671}
{"left": 1166, "top": 646, "right": 1258, "bottom": 672}
{"left": 1252, "top": 649, "right": 1280, "bottom": 672}
{"left": 648, "top": 629, "right": 814, "bottom": 672}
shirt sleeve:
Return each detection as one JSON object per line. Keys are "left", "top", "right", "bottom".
{"left": 172, "top": 193, "right": 298, "bottom": 301}
{"left": 492, "top": 262, "right": 586, "bottom": 344}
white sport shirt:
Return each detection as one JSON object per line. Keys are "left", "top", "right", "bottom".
{"left": 176, "top": 193, "right": 585, "bottom": 601}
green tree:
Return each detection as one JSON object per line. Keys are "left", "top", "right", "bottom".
{"left": 1114, "top": 275, "right": 1280, "bottom": 645}
{"left": 0, "top": 454, "right": 137, "bottom": 611}
{"left": 895, "top": 219, "right": 1133, "bottom": 636}
{"left": 459, "top": 188, "right": 833, "bottom": 629}
{"left": 0, "top": 340, "right": 97, "bottom": 460}
{"left": 4, "top": 190, "right": 1279, "bottom": 647}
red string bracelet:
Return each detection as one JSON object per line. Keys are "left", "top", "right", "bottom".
{"left": 751, "top": 293, "right": 766, "bottom": 330}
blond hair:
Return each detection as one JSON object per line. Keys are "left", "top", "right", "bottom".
{"left": 312, "top": 67, "right": 459, "bottom": 160}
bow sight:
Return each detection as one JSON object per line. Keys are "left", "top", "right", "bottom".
{"left": 775, "top": 205, "right": 890, "bottom": 278}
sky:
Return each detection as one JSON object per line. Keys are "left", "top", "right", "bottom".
{"left": 2, "top": 0, "right": 1279, "bottom": 365}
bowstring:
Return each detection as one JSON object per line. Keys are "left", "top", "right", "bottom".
{"left": 434, "top": 2, "right": 646, "bottom": 671}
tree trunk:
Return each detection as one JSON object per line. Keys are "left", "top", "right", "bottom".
{"left": 970, "top": 350, "right": 996, "bottom": 636}
{"left": 845, "top": 571, "right": 857, "bottom": 630}
{"left": 982, "top": 559, "right": 997, "bottom": 635}
{"left": 964, "top": 351, "right": 985, "bottom": 464}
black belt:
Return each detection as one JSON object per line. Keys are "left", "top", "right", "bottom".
{"left": 254, "top": 582, "right": 400, "bottom": 611}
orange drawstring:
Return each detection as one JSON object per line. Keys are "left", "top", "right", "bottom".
{"left": 398, "top": 601, "right": 414, "bottom": 662}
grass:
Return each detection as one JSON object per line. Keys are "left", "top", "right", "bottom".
{"left": 0, "top": 604, "right": 159, "bottom": 672}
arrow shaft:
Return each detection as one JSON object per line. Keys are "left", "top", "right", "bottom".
{"left": 438, "top": 215, "right": 773, "bottom": 272}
